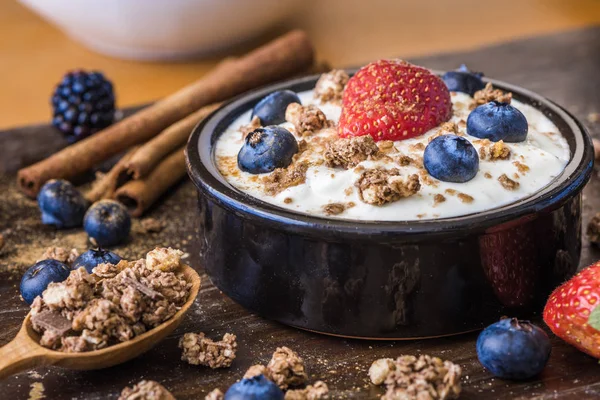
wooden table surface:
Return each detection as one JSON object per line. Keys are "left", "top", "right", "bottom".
{"left": 3, "top": 0, "right": 600, "bottom": 129}
{"left": 1, "top": 27, "right": 600, "bottom": 400}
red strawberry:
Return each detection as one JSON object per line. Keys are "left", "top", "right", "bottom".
{"left": 544, "top": 262, "right": 600, "bottom": 358}
{"left": 339, "top": 59, "right": 452, "bottom": 142}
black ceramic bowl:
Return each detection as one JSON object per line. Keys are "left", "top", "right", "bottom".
{"left": 186, "top": 70, "right": 593, "bottom": 339}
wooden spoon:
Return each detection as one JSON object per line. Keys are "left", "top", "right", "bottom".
{"left": 0, "top": 265, "right": 201, "bottom": 380}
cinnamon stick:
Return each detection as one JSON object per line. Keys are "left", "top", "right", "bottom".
{"left": 17, "top": 30, "right": 314, "bottom": 197}
{"left": 84, "top": 146, "right": 139, "bottom": 202}
{"left": 125, "top": 103, "right": 221, "bottom": 179}
{"left": 115, "top": 146, "right": 186, "bottom": 217}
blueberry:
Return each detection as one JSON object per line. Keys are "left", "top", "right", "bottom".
{"left": 477, "top": 318, "right": 551, "bottom": 380}
{"left": 72, "top": 249, "right": 122, "bottom": 273}
{"left": 20, "top": 259, "right": 71, "bottom": 304}
{"left": 424, "top": 135, "right": 479, "bottom": 183}
{"left": 37, "top": 179, "right": 88, "bottom": 228}
{"left": 238, "top": 126, "right": 298, "bottom": 174}
{"left": 224, "top": 375, "right": 284, "bottom": 400}
{"left": 84, "top": 200, "right": 131, "bottom": 247}
{"left": 251, "top": 90, "right": 301, "bottom": 125}
{"left": 467, "top": 101, "right": 528, "bottom": 142}
{"left": 442, "top": 64, "right": 486, "bottom": 96}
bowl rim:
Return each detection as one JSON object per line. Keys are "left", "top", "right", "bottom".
{"left": 185, "top": 69, "right": 593, "bottom": 239}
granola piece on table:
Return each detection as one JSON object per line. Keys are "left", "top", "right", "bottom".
{"left": 179, "top": 332, "right": 237, "bottom": 369}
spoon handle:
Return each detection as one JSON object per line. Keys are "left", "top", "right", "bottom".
{"left": 0, "top": 330, "right": 48, "bottom": 380}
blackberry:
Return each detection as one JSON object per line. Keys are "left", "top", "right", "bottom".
{"left": 51, "top": 70, "right": 115, "bottom": 143}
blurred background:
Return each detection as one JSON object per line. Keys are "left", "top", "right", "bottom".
{"left": 2, "top": 0, "right": 600, "bottom": 129}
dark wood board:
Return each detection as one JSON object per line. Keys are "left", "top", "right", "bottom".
{"left": 1, "top": 26, "right": 600, "bottom": 399}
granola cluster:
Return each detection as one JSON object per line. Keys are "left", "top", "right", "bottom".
{"left": 240, "top": 116, "right": 262, "bottom": 138}
{"left": 242, "top": 346, "right": 308, "bottom": 391}
{"left": 498, "top": 173, "right": 520, "bottom": 190}
{"left": 262, "top": 162, "right": 309, "bottom": 196}
{"left": 314, "top": 69, "right": 349, "bottom": 103}
{"left": 369, "top": 355, "right": 462, "bottom": 400}
{"left": 472, "top": 82, "right": 512, "bottom": 108}
{"left": 244, "top": 364, "right": 269, "bottom": 379}
{"left": 513, "top": 161, "right": 530, "bottom": 174}
{"left": 37, "top": 247, "right": 79, "bottom": 265}
{"left": 285, "top": 103, "right": 331, "bottom": 136}
{"left": 428, "top": 122, "right": 460, "bottom": 142}
{"left": 179, "top": 332, "right": 237, "bottom": 369}
{"left": 324, "top": 136, "right": 381, "bottom": 169}
{"left": 204, "top": 389, "right": 224, "bottom": 400}
{"left": 356, "top": 169, "right": 420, "bottom": 205}
{"left": 267, "top": 346, "right": 309, "bottom": 390}
{"left": 478, "top": 140, "right": 511, "bottom": 161}
{"left": 284, "top": 381, "right": 329, "bottom": 400}
{"left": 323, "top": 202, "right": 355, "bottom": 216}
{"left": 30, "top": 247, "right": 192, "bottom": 352}
{"left": 119, "top": 380, "right": 175, "bottom": 400}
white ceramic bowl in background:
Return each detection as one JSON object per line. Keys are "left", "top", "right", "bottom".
{"left": 19, "top": 0, "right": 302, "bottom": 60}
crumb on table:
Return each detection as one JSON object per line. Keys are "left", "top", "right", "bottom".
{"left": 140, "top": 218, "right": 165, "bottom": 233}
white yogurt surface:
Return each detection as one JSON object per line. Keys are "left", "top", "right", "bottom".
{"left": 214, "top": 90, "right": 570, "bottom": 221}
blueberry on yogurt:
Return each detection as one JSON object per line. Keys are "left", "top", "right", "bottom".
{"left": 251, "top": 90, "right": 301, "bottom": 125}
{"left": 84, "top": 200, "right": 131, "bottom": 247}
{"left": 20, "top": 259, "right": 71, "bottom": 304}
{"left": 442, "top": 64, "right": 485, "bottom": 96}
{"left": 424, "top": 135, "right": 479, "bottom": 183}
{"left": 224, "top": 375, "right": 284, "bottom": 400}
{"left": 37, "top": 179, "right": 88, "bottom": 228}
{"left": 467, "top": 101, "right": 528, "bottom": 142}
{"left": 72, "top": 248, "right": 122, "bottom": 273}
{"left": 238, "top": 126, "right": 298, "bottom": 174}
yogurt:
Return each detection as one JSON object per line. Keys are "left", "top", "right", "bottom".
{"left": 214, "top": 90, "right": 570, "bottom": 221}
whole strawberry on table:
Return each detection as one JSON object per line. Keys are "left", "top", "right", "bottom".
{"left": 544, "top": 262, "right": 600, "bottom": 358}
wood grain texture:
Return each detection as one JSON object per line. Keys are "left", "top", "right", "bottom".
{"left": 3, "top": 1, "right": 600, "bottom": 128}
{"left": 1, "top": 28, "right": 600, "bottom": 399}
